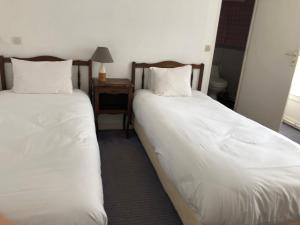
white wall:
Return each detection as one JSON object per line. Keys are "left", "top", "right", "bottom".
{"left": 0, "top": 0, "right": 222, "bottom": 128}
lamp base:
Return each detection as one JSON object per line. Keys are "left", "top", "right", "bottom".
{"left": 98, "top": 73, "right": 106, "bottom": 82}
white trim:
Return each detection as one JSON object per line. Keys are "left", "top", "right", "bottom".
{"left": 288, "top": 94, "right": 300, "bottom": 103}
{"left": 283, "top": 116, "right": 300, "bottom": 130}
{"left": 203, "top": 0, "right": 223, "bottom": 94}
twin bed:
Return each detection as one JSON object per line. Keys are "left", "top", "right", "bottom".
{"left": 0, "top": 56, "right": 107, "bottom": 225}
{"left": 1, "top": 56, "right": 300, "bottom": 225}
{"left": 132, "top": 61, "right": 300, "bottom": 225}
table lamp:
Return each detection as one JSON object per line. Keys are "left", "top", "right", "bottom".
{"left": 91, "top": 47, "right": 113, "bottom": 81}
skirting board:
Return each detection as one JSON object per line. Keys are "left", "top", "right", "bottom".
{"left": 283, "top": 116, "right": 300, "bottom": 130}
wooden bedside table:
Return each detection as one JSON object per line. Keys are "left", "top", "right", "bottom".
{"left": 92, "top": 78, "right": 133, "bottom": 137}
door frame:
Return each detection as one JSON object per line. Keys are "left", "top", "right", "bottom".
{"left": 234, "top": 0, "right": 259, "bottom": 110}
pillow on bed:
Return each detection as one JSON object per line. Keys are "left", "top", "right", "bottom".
{"left": 150, "top": 65, "right": 192, "bottom": 96}
{"left": 12, "top": 58, "right": 73, "bottom": 94}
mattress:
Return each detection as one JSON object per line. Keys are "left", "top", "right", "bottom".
{"left": 133, "top": 89, "right": 300, "bottom": 225}
{"left": 134, "top": 119, "right": 202, "bottom": 225}
{"left": 0, "top": 90, "right": 107, "bottom": 225}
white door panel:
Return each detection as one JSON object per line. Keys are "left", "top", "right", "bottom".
{"left": 235, "top": 0, "right": 300, "bottom": 131}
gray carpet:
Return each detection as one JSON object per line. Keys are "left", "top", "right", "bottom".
{"left": 98, "top": 130, "right": 182, "bottom": 225}
{"left": 99, "top": 126, "right": 300, "bottom": 225}
{"left": 280, "top": 123, "right": 300, "bottom": 144}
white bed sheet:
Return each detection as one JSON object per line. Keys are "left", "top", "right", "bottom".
{"left": 0, "top": 90, "right": 107, "bottom": 225}
{"left": 133, "top": 89, "right": 300, "bottom": 225}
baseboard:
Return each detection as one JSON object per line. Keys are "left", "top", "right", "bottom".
{"left": 283, "top": 116, "right": 300, "bottom": 130}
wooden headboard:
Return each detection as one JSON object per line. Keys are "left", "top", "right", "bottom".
{"left": 0, "top": 55, "right": 93, "bottom": 98}
{"left": 131, "top": 61, "right": 205, "bottom": 91}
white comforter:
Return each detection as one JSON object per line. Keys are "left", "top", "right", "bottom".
{"left": 0, "top": 90, "right": 107, "bottom": 225}
{"left": 133, "top": 89, "right": 300, "bottom": 225}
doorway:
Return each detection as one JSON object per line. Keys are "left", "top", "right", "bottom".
{"left": 208, "top": 0, "right": 255, "bottom": 108}
{"left": 280, "top": 52, "right": 300, "bottom": 143}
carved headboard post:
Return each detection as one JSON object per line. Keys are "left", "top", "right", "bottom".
{"left": 198, "top": 64, "right": 205, "bottom": 91}
{"left": 88, "top": 59, "right": 93, "bottom": 99}
{"left": 0, "top": 56, "right": 7, "bottom": 90}
{"left": 131, "top": 62, "right": 136, "bottom": 87}
{"left": 77, "top": 65, "right": 81, "bottom": 89}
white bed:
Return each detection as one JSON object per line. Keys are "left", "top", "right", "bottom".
{"left": 0, "top": 90, "right": 107, "bottom": 225}
{"left": 133, "top": 89, "right": 300, "bottom": 225}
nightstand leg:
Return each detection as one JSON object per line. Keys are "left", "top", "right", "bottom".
{"left": 123, "top": 114, "right": 126, "bottom": 130}
{"left": 126, "top": 113, "right": 131, "bottom": 138}
{"left": 126, "top": 122, "right": 129, "bottom": 138}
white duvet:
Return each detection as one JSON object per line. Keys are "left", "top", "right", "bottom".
{"left": 0, "top": 90, "right": 107, "bottom": 225}
{"left": 133, "top": 89, "right": 300, "bottom": 225}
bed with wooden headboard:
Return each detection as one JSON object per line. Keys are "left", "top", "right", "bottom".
{"left": 131, "top": 60, "right": 300, "bottom": 225}
{"left": 0, "top": 55, "right": 107, "bottom": 225}
{"left": 131, "top": 60, "right": 205, "bottom": 225}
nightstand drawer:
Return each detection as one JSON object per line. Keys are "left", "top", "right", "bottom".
{"left": 96, "top": 86, "right": 129, "bottom": 94}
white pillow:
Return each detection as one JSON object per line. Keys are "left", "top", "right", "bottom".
{"left": 12, "top": 58, "right": 73, "bottom": 94}
{"left": 150, "top": 65, "right": 192, "bottom": 96}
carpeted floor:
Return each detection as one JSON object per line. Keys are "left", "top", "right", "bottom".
{"left": 98, "top": 130, "right": 182, "bottom": 225}
{"left": 280, "top": 123, "right": 300, "bottom": 144}
{"left": 98, "top": 126, "right": 300, "bottom": 225}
